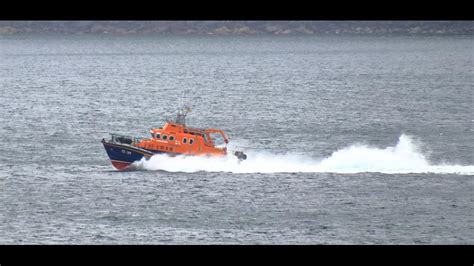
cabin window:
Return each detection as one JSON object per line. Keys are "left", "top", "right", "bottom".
{"left": 182, "top": 138, "right": 187, "bottom": 144}
{"left": 155, "top": 133, "right": 160, "bottom": 139}
{"left": 162, "top": 135, "right": 167, "bottom": 140}
{"left": 189, "top": 139, "right": 194, "bottom": 145}
{"left": 169, "top": 136, "right": 175, "bottom": 141}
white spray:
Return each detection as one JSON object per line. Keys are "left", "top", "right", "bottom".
{"left": 133, "top": 134, "right": 474, "bottom": 175}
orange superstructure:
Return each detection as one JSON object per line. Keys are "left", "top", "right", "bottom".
{"left": 135, "top": 121, "right": 229, "bottom": 157}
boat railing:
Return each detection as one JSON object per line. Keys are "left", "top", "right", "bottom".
{"left": 109, "top": 133, "right": 135, "bottom": 145}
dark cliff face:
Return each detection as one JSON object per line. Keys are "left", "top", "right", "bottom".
{"left": 0, "top": 21, "right": 473, "bottom": 34}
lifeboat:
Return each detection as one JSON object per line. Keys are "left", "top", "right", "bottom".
{"left": 101, "top": 107, "right": 247, "bottom": 170}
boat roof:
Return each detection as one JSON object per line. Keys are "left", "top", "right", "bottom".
{"left": 149, "top": 107, "right": 226, "bottom": 136}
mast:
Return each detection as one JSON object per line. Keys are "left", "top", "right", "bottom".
{"left": 174, "top": 106, "right": 191, "bottom": 126}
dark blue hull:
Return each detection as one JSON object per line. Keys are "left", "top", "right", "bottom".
{"left": 102, "top": 140, "right": 155, "bottom": 170}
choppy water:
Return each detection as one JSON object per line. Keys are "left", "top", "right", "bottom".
{"left": 0, "top": 33, "right": 473, "bottom": 244}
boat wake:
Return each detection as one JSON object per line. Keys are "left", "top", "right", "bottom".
{"left": 133, "top": 134, "right": 474, "bottom": 175}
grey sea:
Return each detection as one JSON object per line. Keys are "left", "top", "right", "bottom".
{"left": 0, "top": 33, "right": 473, "bottom": 244}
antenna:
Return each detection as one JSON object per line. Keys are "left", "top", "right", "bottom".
{"left": 175, "top": 106, "right": 191, "bottom": 126}
{"left": 174, "top": 88, "right": 192, "bottom": 125}
{"left": 179, "top": 89, "right": 185, "bottom": 109}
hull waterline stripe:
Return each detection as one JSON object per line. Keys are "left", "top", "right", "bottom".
{"left": 110, "top": 159, "right": 135, "bottom": 165}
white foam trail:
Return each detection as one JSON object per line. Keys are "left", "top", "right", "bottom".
{"left": 134, "top": 134, "right": 474, "bottom": 175}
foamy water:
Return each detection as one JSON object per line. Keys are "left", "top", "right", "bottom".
{"left": 135, "top": 135, "right": 474, "bottom": 175}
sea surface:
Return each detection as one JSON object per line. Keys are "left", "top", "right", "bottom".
{"left": 0, "top": 33, "right": 473, "bottom": 244}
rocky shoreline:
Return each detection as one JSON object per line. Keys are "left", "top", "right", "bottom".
{"left": 0, "top": 21, "right": 472, "bottom": 35}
